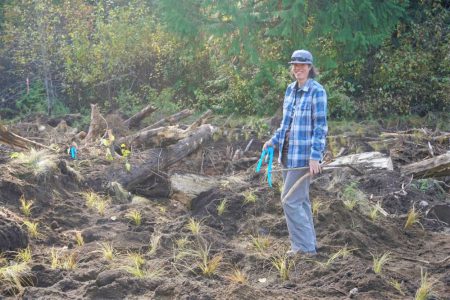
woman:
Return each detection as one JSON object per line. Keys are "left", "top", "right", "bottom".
{"left": 263, "top": 49, "right": 328, "bottom": 256}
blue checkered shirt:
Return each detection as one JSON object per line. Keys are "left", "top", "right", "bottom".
{"left": 270, "top": 79, "right": 328, "bottom": 168}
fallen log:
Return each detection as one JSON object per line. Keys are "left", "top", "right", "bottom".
{"left": 123, "top": 105, "right": 157, "bottom": 129}
{"left": 117, "top": 124, "right": 217, "bottom": 190}
{"left": 400, "top": 151, "right": 450, "bottom": 178}
{"left": 327, "top": 151, "right": 394, "bottom": 171}
{"left": 142, "top": 109, "right": 192, "bottom": 131}
{"left": 47, "top": 113, "right": 81, "bottom": 127}
{"left": 0, "top": 123, "right": 54, "bottom": 150}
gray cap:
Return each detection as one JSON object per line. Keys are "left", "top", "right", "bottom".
{"left": 288, "top": 49, "right": 313, "bottom": 64}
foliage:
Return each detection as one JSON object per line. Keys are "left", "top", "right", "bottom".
{"left": 415, "top": 268, "right": 435, "bottom": 300}
{"left": 19, "top": 195, "right": 33, "bottom": 217}
{"left": 372, "top": 251, "right": 391, "bottom": 274}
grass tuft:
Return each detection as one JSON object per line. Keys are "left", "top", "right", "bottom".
{"left": 186, "top": 218, "right": 202, "bottom": 235}
{"left": 217, "top": 199, "right": 228, "bottom": 216}
{"left": 62, "top": 252, "right": 78, "bottom": 270}
{"left": 242, "top": 190, "right": 257, "bottom": 205}
{"left": 415, "top": 268, "right": 434, "bottom": 300}
{"left": 14, "top": 148, "right": 57, "bottom": 177}
{"left": 19, "top": 195, "right": 33, "bottom": 217}
{"left": 225, "top": 268, "right": 247, "bottom": 284}
{"left": 342, "top": 181, "right": 363, "bottom": 210}
{"left": 388, "top": 278, "right": 405, "bottom": 296}
{"left": 15, "top": 247, "right": 32, "bottom": 264}
{"left": 148, "top": 233, "right": 161, "bottom": 256}
{"left": 23, "top": 221, "right": 40, "bottom": 238}
{"left": 126, "top": 210, "right": 142, "bottom": 226}
{"left": 0, "top": 262, "right": 33, "bottom": 293}
{"left": 312, "top": 200, "right": 323, "bottom": 218}
{"left": 372, "top": 251, "right": 390, "bottom": 274}
{"left": 271, "top": 254, "right": 294, "bottom": 281}
{"left": 98, "top": 242, "right": 116, "bottom": 261}
{"left": 250, "top": 234, "right": 270, "bottom": 253}
{"left": 75, "top": 231, "right": 84, "bottom": 247}
{"left": 50, "top": 247, "right": 60, "bottom": 269}
{"left": 405, "top": 204, "right": 424, "bottom": 230}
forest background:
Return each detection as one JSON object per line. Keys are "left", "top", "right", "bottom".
{"left": 0, "top": 0, "right": 448, "bottom": 125}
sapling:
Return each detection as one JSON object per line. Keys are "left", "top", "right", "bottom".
{"left": 19, "top": 195, "right": 33, "bottom": 217}
{"left": 126, "top": 210, "right": 142, "bottom": 226}
{"left": 217, "top": 199, "right": 228, "bottom": 216}
{"left": 372, "top": 251, "right": 390, "bottom": 274}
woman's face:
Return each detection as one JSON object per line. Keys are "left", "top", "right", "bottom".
{"left": 292, "top": 63, "right": 311, "bottom": 83}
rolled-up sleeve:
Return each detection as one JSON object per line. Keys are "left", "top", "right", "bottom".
{"left": 310, "top": 88, "right": 328, "bottom": 161}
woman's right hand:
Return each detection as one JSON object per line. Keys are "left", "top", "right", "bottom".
{"left": 263, "top": 140, "right": 273, "bottom": 150}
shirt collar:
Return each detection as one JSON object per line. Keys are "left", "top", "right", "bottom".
{"left": 296, "top": 79, "right": 311, "bottom": 92}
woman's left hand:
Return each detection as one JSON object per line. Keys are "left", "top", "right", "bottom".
{"left": 309, "top": 160, "right": 321, "bottom": 175}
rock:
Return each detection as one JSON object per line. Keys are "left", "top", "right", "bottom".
{"left": 96, "top": 269, "right": 127, "bottom": 287}
{"left": 419, "top": 200, "right": 429, "bottom": 209}
{"left": 348, "top": 287, "right": 358, "bottom": 298}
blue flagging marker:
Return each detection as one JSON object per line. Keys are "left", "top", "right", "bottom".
{"left": 69, "top": 145, "right": 77, "bottom": 160}
{"left": 256, "top": 146, "right": 274, "bottom": 187}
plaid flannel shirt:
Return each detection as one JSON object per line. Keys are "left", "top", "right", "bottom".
{"left": 270, "top": 79, "right": 328, "bottom": 168}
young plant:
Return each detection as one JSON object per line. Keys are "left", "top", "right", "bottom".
{"left": 225, "top": 268, "right": 248, "bottom": 284}
{"left": 98, "top": 242, "right": 116, "bottom": 261}
{"left": 62, "top": 252, "right": 78, "bottom": 270}
{"left": 415, "top": 268, "right": 434, "bottom": 300}
{"left": 318, "top": 246, "right": 355, "bottom": 268}
{"left": 75, "top": 231, "right": 84, "bottom": 247}
{"left": 342, "top": 181, "right": 361, "bottom": 210}
{"left": 126, "top": 210, "right": 142, "bottom": 226}
{"left": 242, "top": 190, "right": 257, "bottom": 205}
{"left": 50, "top": 247, "right": 60, "bottom": 269}
{"left": 23, "top": 221, "right": 40, "bottom": 238}
{"left": 372, "top": 251, "right": 391, "bottom": 274}
{"left": 127, "top": 252, "right": 145, "bottom": 269}
{"left": 271, "top": 254, "right": 294, "bottom": 281}
{"left": 82, "top": 191, "right": 100, "bottom": 209}
{"left": 96, "top": 198, "right": 108, "bottom": 216}
{"left": 19, "top": 195, "right": 33, "bottom": 217}
{"left": 217, "top": 199, "right": 228, "bottom": 216}
{"left": 15, "top": 247, "right": 32, "bottom": 263}
{"left": 196, "top": 244, "right": 222, "bottom": 277}
{"left": 186, "top": 218, "right": 202, "bottom": 235}
{"left": 250, "top": 234, "right": 270, "bottom": 253}
{"left": 15, "top": 148, "right": 57, "bottom": 177}
{"left": 14, "top": 247, "right": 32, "bottom": 264}
{"left": 312, "top": 200, "right": 323, "bottom": 218}
{"left": 388, "top": 278, "right": 405, "bottom": 296}
{"left": 405, "top": 205, "right": 424, "bottom": 229}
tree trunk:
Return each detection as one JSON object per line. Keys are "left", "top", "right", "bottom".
{"left": 400, "top": 151, "right": 450, "bottom": 178}
{"left": 0, "top": 124, "right": 53, "bottom": 150}
{"left": 117, "top": 124, "right": 216, "bottom": 190}
{"left": 123, "top": 105, "right": 157, "bottom": 128}
{"left": 84, "top": 104, "right": 106, "bottom": 143}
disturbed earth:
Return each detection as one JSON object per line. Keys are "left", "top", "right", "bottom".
{"left": 0, "top": 117, "right": 449, "bottom": 300}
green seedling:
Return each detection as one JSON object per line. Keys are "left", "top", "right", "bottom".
{"left": 23, "top": 221, "right": 40, "bottom": 238}
{"left": 98, "top": 242, "right": 116, "bottom": 261}
{"left": 242, "top": 190, "right": 257, "bottom": 204}
{"left": 15, "top": 247, "right": 32, "bottom": 263}
{"left": 388, "top": 278, "right": 405, "bottom": 296}
{"left": 19, "top": 195, "right": 33, "bottom": 217}
{"left": 50, "top": 247, "right": 60, "bottom": 269}
{"left": 312, "top": 200, "right": 323, "bottom": 218}
{"left": 127, "top": 252, "right": 145, "bottom": 269}
{"left": 405, "top": 205, "right": 424, "bottom": 229}
{"left": 271, "top": 254, "right": 294, "bottom": 281}
{"left": 82, "top": 191, "right": 100, "bottom": 209}
{"left": 186, "top": 218, "right": 202, "bottom": 235}
{"left": 196, "top": 244, "right": 222, "bottom": 277}
{"left": 217, "top": 199, "right": 228, "bottom": 216}
{"left": 62, "top": 252, "right": 78, "bottom": 270}
{"left": 0, "top": 262, "right": 33, "bottom": 293}
{"left": 148, "top": 233, "right": 161, "bottom": 256}
{"left": 250, "top": 235, "right": 270, "bottom": 253}
{"left": 372, "top": 251, "right": 390, "bottom": 274}
{"left": 126, "top": 210, "right": 142, "bottom": 226}
{"left": 96, "top": 198, "right": 108, "bottom": 216}
{"left": 415, "top": 268, "right": 434, "bottom": 300}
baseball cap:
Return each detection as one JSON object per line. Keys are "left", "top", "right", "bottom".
{"left": 288, "top": 50, "right": 313, "bottom": 64}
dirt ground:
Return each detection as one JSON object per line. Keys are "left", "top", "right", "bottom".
{"left": 0, "top": 122, "right": 449, "bottom": 299}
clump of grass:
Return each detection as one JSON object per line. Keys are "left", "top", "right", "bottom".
{"left": 372, "top": 251, "right": 391, "bottom": 274}
{"left": 148, "top": 233, "right": 161, "bottom": 256}
{"left": 97, "top": 242, "right": 116, "bottom": 261}
{"left": 318, "top": 246, "right": 356, "bottom": 268}
{"left": 388, "top": 278, "right": 405, "bottom": 296}
{"left": 19, "top": 195, "right": 33, "bottom": 217}
{"left": 125, "top": 210, "right": 142, "bottom": 226}
{"left": 96, "top": 198, "right": 108, "bottom": 216}
{"left": 271, "top": 254, "right": 294, "bottom": 281}
{"left": 0, "top": 262, "right": 33, "bottom": 293}
{"left": 75, "top": 231, "right": 84, "bottom": 247}
{"left": 225, "top": 268, "right": 247, "bottom": 284}
{"left": 312, "top": 200, "right": 323, "bottom": 218}
{"left": 128, "top": 252, "right": 145, "bottom": 269}
{"left": 15, "top": 247, "right": 32, "bottom": 263}
{"left": 62, "top": 252, "right": 78, "bottom": 270}
{"left": 242, "top": 190, "right": 257, "bottom": 205}
{"left": 405, "top": 204, "right": 424, "bottom": 230}
{"left": 217, "top": 199, "right": 228, "bottom": 216}
{"left": 186, "top": 218, "right": 202, "bottom": 235}
{"left": 250, "top": 234, "right": 270, "bottom": 253}
{"left": 196, "top": 244, "right": 222, "bottom": 277}
{"left": 82, "top": 191, "right": 100, "bottom": 209}
{"left": 174, "top": 237, "right": 191, "bottom": 261}
{"left": 23, "top": 221, "right": 40, "bottom": 238}
{"left": 415, "top": 268, "right": 434, "bottom": 300}
{"left": 50, "top": 247, "right": 60, "bottom": 269}
{"left": 369, "top": 203, "right": 381, "bottom": 221}
{"left": 14, "top": 148, "right": 57, "bottom": 177}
